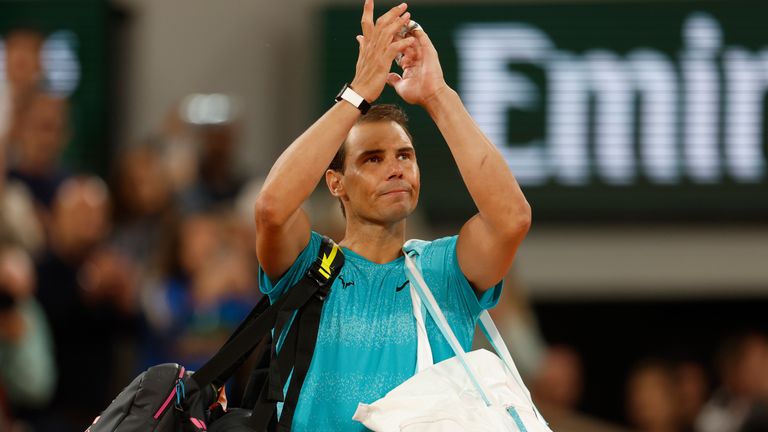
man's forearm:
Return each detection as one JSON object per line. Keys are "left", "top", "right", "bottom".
{"left": 425, "top": 87, "right": 531, "bottom": 232}
{"left": 256, "top": 0, "right": 415, "bottom": 227}
{"left": 256, "top": 101, "right": 362, "bottom": 226}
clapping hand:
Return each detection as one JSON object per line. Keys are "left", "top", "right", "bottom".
{"left": 350, "top": 0, "right": 417, "bottom": 103}
{"left": 387, "top": 22, "right": 449, "bottom": 108}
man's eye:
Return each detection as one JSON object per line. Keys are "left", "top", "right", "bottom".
{"left": 366, "top": 156, "right": 382, "bottom": 163}
{"left": 398, "top": 153, "right": 411, "bottom": 160}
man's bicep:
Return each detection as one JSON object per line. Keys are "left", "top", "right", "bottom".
{"left": 457, "top": 214, "right": 523, "bottom": 292}
{"left": 255, "top": 208, "right": 311, "bottom": 282}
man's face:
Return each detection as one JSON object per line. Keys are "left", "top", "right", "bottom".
{"left": 5, "top": 32, "right": 43, "bottom": 88}
{"left": 19, "top": 95, "right": 67, "bottom": 168}
{"left": 332, "top": 120, "right": 420, "bottom": 225}
{"left": 52, "top": 179, "right": 110, "bottom": 260}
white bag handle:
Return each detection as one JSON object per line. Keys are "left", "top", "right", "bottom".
{"left": 479, "top": 311, "right": 545, "bottom": 422}
{"left": 403, "top": 241, "right": 547, "bottom": 424}
{"left": 403, "top": 245, "right": 494, "bottom": 406}
{"left": 409, "top": 276, "right": 434, "bottom": 373}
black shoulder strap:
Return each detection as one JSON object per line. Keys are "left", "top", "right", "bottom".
{"left": 245, "top": 236, "right": 344, "bottom": 431}
{"left": 269, "top": 236, "right": 344, "bottom": 399}
{"left": 193, "top": 236, "right": 344, "bottom": 393}
{"left": 275, "top": 292, "right": 325, "bottom": 430}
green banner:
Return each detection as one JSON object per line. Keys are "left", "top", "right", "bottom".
{"left": 321, "top": 0, "right": 768, "bottom": 221}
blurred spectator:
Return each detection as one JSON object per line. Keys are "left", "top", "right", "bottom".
{"left": 158, "top": 102, "right": 200, "bottom": 195}
{"left": 475, "top": 271, "right": 626, "bottom": 430}
{"left": 0, "top": 243, "right": 55, "bottom": 430}
{"left": 0, "top": 181, "right": 44, "bottom": 256}
{"left": 0, "top": 144, "right": 44, "bottom": 255}
{"left": 32, "top": 176, "right": 139, "bottom": 431}
{"left": 696, "top": 331, "right": 768, "bottom": 432}
{"left": 534, "top": 346, "right": 583, "bottom": 410}
{"left": 141, "top": 210, "right": 256, "bottom": 373}
{"left": 626, "top": 359, "right": 681, "bottom": 432}
{"left": 176, "top": 97, "right": 245, "bottom": 213}
{"left": 109, "top": 141, "right": 179, "bottom": 276}
{"left": 532, "top": 345, "right": 629, "bottom": 432}
{"left": 1, "top": 29, "right": 44, "bottom": 149}
{"left": 7, "top": 92, "right": 70, "bottom": 209}
{"left": 675, "top": 360, "right": 709, "bottom": 432}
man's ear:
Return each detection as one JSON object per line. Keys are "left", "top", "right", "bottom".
{"left": 325, "top": 169, "right": 344, "bottom": 198}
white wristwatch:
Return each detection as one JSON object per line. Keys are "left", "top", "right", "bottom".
{"left": 335, "top": 83, "right": 371, "bottom": 114}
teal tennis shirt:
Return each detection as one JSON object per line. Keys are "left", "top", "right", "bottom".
{"left": 258, "top": 231, "right": 502, "bottom": 431}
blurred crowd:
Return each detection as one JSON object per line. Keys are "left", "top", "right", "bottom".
{"left": 1, "top": 27, "right": 768, "bottom": 432}
{"left": 0, "top": 28, "right": 266, "bottom": 431}
{"left": 490, "top": 278, "right": 768, "bottom": 432}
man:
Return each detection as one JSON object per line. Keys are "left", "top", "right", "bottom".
{"left": 34, "top": 177, "right": 138, "bottom": 431}
{"left": 254, "top": 1, "right": 531, "bottom": 430}
{"left": 0, "top": 243, "right": 55, "bottom": 429}
{"left": 1, "top": 29, "right": 44, "bottom": 149}
{"left": 8, "top": 92, "right": 70, "bottom": 209}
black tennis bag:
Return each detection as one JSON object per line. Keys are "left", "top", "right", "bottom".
{"left": 85, "top": 363, "right": 213, "bottom": 431}
{"left": 85, "top": 237, "right": 344, "bottom": 432}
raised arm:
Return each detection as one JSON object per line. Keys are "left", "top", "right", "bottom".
{"left": 255, "top": 0, "right": 415, "bottom": 280}
{"left": 389, "top": 28, "right": 531, "bottom": 291}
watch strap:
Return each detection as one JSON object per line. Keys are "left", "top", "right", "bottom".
{"left": 335, "top": 83, "right": 371, "bottom": 114}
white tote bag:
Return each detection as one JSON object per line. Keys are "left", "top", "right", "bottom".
{"left": 352, "top": 240, "right": 553, "bottom": 432}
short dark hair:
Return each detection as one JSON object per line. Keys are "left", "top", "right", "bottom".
{"left": 327, "top": 104, "right": 412, "bottom": 217}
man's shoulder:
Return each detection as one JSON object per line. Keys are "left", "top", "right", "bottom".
{"left": 258, "top": 231, "right": 326, "bottom": 298}
{"left": 295, "top": 231, "right": 325, "bottom": 265}
{"left": 405, "top": 235, "right": 461, "bottom": 279}
{"left": 405, "top": 235, "right": 458, "bottom": 256}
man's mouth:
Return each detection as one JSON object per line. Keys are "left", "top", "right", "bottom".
{"left": 381, "top": 189, "right": 410, "bottom": 196}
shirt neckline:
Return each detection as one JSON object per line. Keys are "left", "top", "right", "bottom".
{"left": 340, "top": 246, "right": 405, "bottom": 266}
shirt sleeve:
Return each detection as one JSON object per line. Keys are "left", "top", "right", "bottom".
{"left": 258, "top": 232, "right": 322, "bottom": 302}
{"left": 420, "top": 235, "right": 503, "bottom": 319}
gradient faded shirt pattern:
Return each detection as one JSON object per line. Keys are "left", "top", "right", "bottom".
{"left": 258, "top": 231, "right": 502, "bottom": 431}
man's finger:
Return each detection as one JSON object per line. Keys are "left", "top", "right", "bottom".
{"left": 375, "top": 2, "right": 408, "bottom": 28}
{"left": 398, "top": 46, "right": 418, "bottom": 69}
{"left": 401, "top": 44, "right": 418, "bottom": 61}
{"left": 382, "top": 11, "right": 411, "bottom": 42}
{"left": 387, "top": 36, "right": 416, "bottom": 59}
{"left": 361, "top": 0, "right": 374, "bottom": 37}
{"left": 398, "top": 55, "right": 414, "bottom": 69}
{"left": 411, "top": 26, "right": 434, "bottom": 50}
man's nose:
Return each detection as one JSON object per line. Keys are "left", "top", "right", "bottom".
{"left": 386, "top": 158, "right": 404, "bottom": 179}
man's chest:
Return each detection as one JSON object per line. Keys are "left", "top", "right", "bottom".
{"left": 315, "top": 262, "right": 416, "bottom": 349}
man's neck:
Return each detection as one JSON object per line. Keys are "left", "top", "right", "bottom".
{"left": 339, "top": 218, "right": 406, "bottom": 264}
